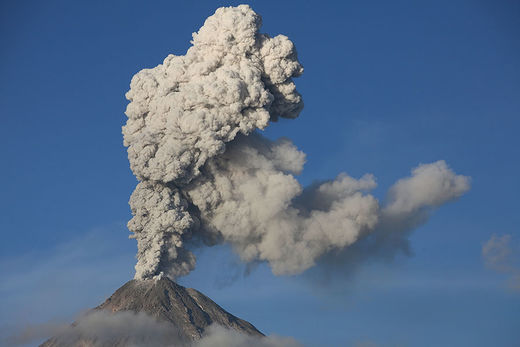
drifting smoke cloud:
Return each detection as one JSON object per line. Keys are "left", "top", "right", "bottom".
{"left": 308, "top": 161, "right": 471, "bottom": 282}
{"left": 123, "top": 5, "right": 470, "bottom": 280}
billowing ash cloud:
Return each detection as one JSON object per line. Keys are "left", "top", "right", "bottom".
{"left": 123, "top": 5, "right": 470, "bottom": 280}
{"left": 124, "top": 5, "right": 302, "bottom": 279}
{"left": 185, "top": 133, "right": 379, "bottom": 276}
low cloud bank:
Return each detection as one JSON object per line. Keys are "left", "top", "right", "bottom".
{"left": 198, "top": 325, "right": 301, "bottom": 347}
{"left": 8, "top": 310, "right": 301, "bottom": 347}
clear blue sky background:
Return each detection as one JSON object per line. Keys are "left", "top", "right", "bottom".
{"left": 1, "top": 1, "right": 519, "bottom": 346}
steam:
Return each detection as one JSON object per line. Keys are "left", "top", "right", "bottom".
{"left": 123, "top": 5, "right": 470, "bottom": 280}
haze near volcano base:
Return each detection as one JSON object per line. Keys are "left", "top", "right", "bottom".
{"left": 40, "top": 278, "right": 274, "bottom": 347}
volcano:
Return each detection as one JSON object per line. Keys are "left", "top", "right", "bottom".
{"left": 41, "top": 277, "right": 263, "bottom": 346}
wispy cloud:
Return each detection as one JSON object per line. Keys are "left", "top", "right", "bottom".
{"left": 7, "top": 310, "right": 302, "bottom": 347}
{"left": 482, "top": 233, "right": 520, "bottom": 290}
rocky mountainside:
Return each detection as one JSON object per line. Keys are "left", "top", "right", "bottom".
{"left": 41, "top": 277, "right": 263, "bottom": 346}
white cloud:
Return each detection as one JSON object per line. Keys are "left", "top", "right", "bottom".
{"left": 198, "top": 324, "right": 302, "bottom": 347}
{"left": 8, "top": 311, "right": 301, "bottom": 347}
{"left": 482, "top": 233, "right": 520, "bottom": 290}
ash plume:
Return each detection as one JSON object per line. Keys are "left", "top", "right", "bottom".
{"left": 123, "top": 5, "right": 470, "bottom": 280}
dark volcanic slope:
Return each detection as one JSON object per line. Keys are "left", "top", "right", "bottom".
{"left": 41, "top": 277, "right": 263, "bottom": 346}
{"left": 98, "top": 278, "right": 263, "bottom": 338}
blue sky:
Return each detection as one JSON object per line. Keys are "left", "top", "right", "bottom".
{"left": 1, "top": 0, "right": 519, "bottom": 346}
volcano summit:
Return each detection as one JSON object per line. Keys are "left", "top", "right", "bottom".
{"left": 41, "top": 277, "right": 263, "bottom": 346}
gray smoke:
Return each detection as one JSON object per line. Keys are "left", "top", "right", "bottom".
{"left": 308, "top": 160, "right": 471, "bottom": 283}
{"left": 185, "top": 133, "right": 380, "bottom": 276}
{"left": 123, "top": 5, "right": 470, "bottom": 280}
{"left": 123, "top": 5, "right": 302, "bottom": 279}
